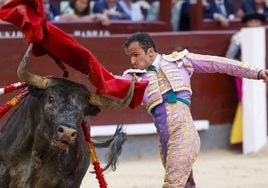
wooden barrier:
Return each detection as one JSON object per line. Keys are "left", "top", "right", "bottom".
{"left": 0, "top": 20, "right": 171, "bottom": 37}
{"left": 0, "top": 31, "right": 240, "bottom": 128}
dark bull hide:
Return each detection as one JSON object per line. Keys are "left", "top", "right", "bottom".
{"left": 0, "top": 44, "right": 135, "bottom": 188}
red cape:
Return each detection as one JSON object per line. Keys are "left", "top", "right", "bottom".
{"left": 0, "top": 0, "right": 148, "bottom": 108}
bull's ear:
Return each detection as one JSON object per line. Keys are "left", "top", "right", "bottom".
{"left": 28, "top": 86, "right": 45, "bottom": 98}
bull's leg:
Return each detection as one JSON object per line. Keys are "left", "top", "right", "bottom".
{"left": 22, "top": 131, "right": 47, "bottom": 188}
{"left": 17, "top": 151, "right": 42, "bottom": 188}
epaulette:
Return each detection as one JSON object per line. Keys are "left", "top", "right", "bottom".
{"left": 162, "top": 49, "right": 189, "bottom": 62}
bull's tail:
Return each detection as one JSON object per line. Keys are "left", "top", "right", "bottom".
{"left": 91, "top": 125, "right": 127, "bottom": 171}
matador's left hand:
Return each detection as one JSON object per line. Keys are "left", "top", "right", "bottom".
{"left": 258, "top": 69, "right": 268, "bottom": 83}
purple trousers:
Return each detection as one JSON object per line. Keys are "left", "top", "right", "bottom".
{"left": 153, "top": 102, "right": 200, "bottom": 188}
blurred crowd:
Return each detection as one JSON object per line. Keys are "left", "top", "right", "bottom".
{"left": 1, "top": 0, "right": 268, "bottom": 31}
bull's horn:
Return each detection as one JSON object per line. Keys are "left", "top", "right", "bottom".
{"left": 17, "top": 43, "right": 51, "bottom": 89}
{"left": 89, "top": 74, "right": 135, "bottom": 110}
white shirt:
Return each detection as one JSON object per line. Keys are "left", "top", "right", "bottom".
{"left": 119, "top": 0, "right": 144, "bottom": 21}
{"left": 151, "top": 54, "right": 161, "bottom": 72}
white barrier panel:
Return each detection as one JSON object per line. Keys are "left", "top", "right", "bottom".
{"left": 91, "top": 120, "right": 209, "bottom": 137}
{"left": 241, "top": 27, "right": 267, "bottom": 154}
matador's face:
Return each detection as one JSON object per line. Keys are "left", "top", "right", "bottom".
{"left": 125, "top": 41, "right": 155, "bottom": 70}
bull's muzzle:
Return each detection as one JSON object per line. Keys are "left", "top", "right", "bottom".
{"left": 53, "top": 125, "right": 77, "bottom": 149}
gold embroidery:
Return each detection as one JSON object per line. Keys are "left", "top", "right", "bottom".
{"left": 144, "top": 97, "right": 163, "bottom": 114}
{"left": 187, "top": 52, "right": 261, "bottom": 71}
{"left": 162, "top": 50, "right": 189, "bottom": 61}
{"left": 143, "top": 51, "right": 194, "bottom": 114}
{"left": 187, "top": 52, "right": 261, "bottom": 78}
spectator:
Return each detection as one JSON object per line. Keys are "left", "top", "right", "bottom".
{"left": 146, "top": 0, "right": 159, "bottom": 21}
{"left": 135, "top": 0, "right": 151, "bottom": 18}
{"left": 225, "top": 13, "right": 266, "bottom": 146}
{"left": 203, "top": 0, "right": 236, "bottom": 28}
{"left": 43, "top": 0, "right": 60, "bottom": 21}
{"left": 58, "top": 0, "right": 110, "bottom": 26}
{"left": 146, "top": 0, "right": 190, "bottom": 31}
{"left": 119, "top": 0, "right": 144, "bottom": 21}
{"left": 202, "top": 0, "right": 209, "bottom": 7}
{"left": 171, "top": 0, "right": 188, "bottom": 31}
{"left": 93, "top": 0, "right": 131, "bottom": 20}
{"left": 238, "top": 0, "right": 268, "bottom": 18}
{"left": 226, "top": 13, "right": 266, "bottom": 60}
{"left": 178, "top": 0, "right": 190, "bottom": 31}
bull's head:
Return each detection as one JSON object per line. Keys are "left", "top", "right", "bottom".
{"left": 17, "top": 43, "right": 135, "bottom": 110}
{"left": 17, "top": 43, "right": 135, "bottom": 150}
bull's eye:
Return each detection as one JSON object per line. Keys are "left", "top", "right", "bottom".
{"left": 48, "top": 96, "right": 54, "bottom": 103}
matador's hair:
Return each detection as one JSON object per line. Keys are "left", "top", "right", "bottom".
{"left": 124, "top": 32, "right": 158, "bottom": 53}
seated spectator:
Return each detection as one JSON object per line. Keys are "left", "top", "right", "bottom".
{"left": 226, "top": 13, "right": 266, "bottom": 60}
{"left": 238, "top": 0, "right": 268, "bottom": 18}
{"left": 135, "top": 0, "right": 151, "bottom": 18}
{"left": 43, "top": 0, "right": 60, "bottom": 21}
{"left": 146, "top": 0, "right": 159, "bottom": 21}
{"left": 202, "top": 0, "right": 209, "bottom": 7}
{"left": 177, "top": 0, "right": 190, "bottom": 31}
{"left": 58, "top": 0, "right": 110, "bottom": 26}
{"left": 119, "top": 0, "right": 144, "bottom": 21}
{"left": 93, "top": 0, "right": 131, "bottom": 20}
{"left": 171, "top": 0, "right": 187, "bottom": 31}
{"left": 146, "top": 0, "right": 190, "bottom": 31}
{"left": 203, "top": 0, "right": 236, "bottom": 28}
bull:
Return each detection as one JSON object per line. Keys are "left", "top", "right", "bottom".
{"left": 0, "top": 44, "right": 134, "bottom": 188}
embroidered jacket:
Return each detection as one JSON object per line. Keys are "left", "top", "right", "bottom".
{"left": 123, "top": 49, "right": 262, "bottom": 114}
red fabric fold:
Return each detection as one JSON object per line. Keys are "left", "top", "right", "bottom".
{"left": 0, "top": 0, "right": 148, "bottom": 108}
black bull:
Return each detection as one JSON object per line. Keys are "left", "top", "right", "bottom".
{"left": 0, "top": 44, "right": 135, "bottom": 188}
